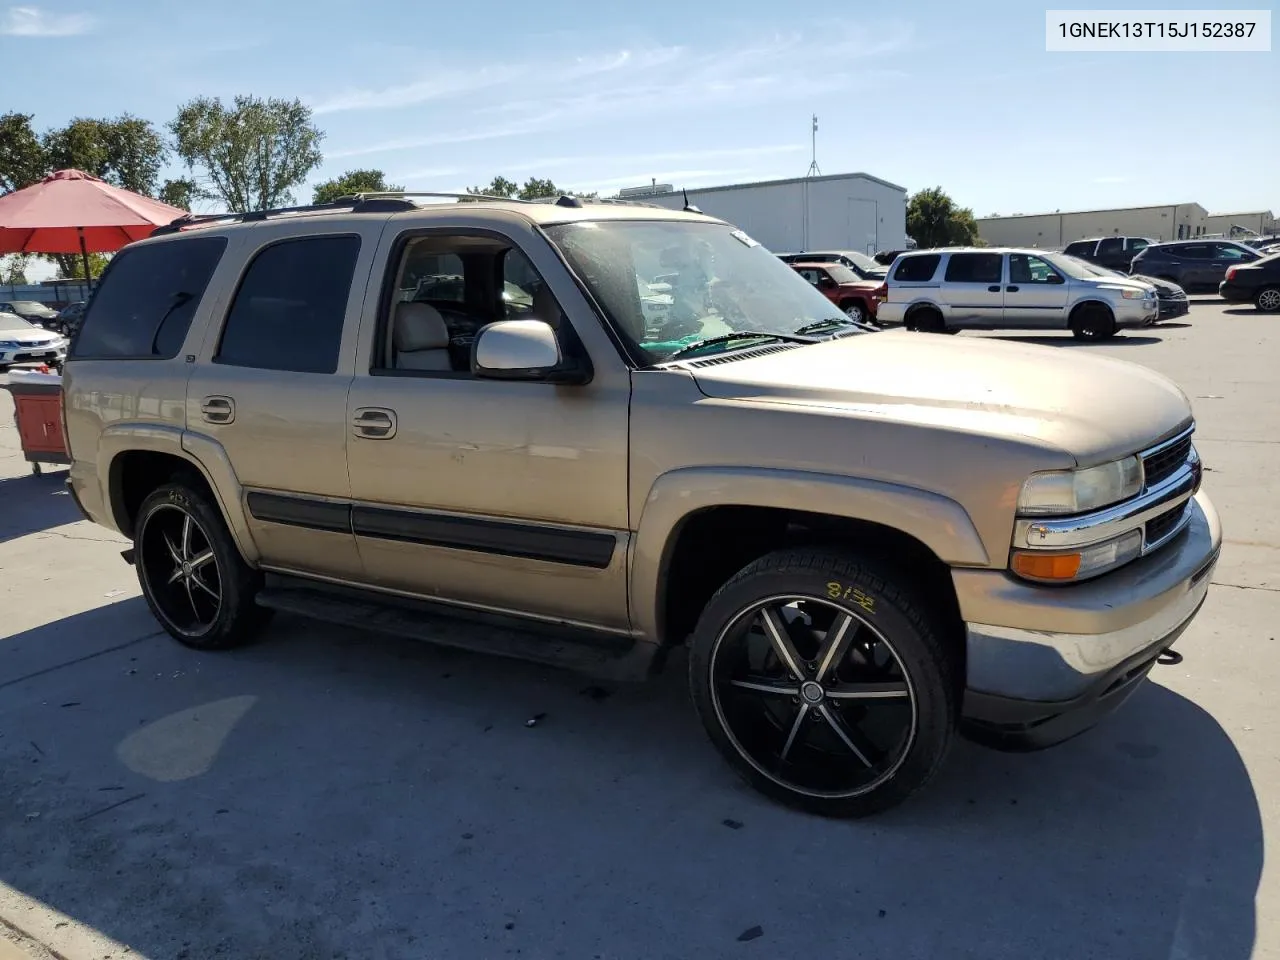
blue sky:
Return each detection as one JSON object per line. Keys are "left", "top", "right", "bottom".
{"left": 2, "top": 0, "right": 1276, "bottom": 219}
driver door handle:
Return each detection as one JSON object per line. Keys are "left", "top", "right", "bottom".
{"left": 200, "top": 396, "right": 235, "bottom": 424}
{"left": 1006, "top": 285, "right": 1020, "bottom": 292}
{"left": 352, "top": 407, "right": 397, "bottom": 439}
{"left": 987, "top": 285, "right": 1001, "bottom": 292}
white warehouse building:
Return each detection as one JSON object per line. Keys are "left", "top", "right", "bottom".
{"left": 618, "top": 172, "right": 907, "bottom": 255}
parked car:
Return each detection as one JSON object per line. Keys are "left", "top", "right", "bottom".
{"left": 63, "top": 195, "right": 1218, "bottom": 817}
{"left": 874, "top": 248, "right": 909, "bottom": 266}
{"left": 54, "top": 300, "right": 87, "bottom": 337}
{"left": 0, "top": 299, "right": 61, "bottom": 330}
{"left": 1062, "top": 256, "right": 1189, "bottom": 322}
{"left": 777, "top": 250, "right": 887, "bottom": 281}
{"left": 1062, "top": 236, "right": 1154, "bottom": 273}
{"left": 877, "top": 247, "right": 1158, "bottom": 339}
{"left": 789, "top": 261, "right": 884, "bottom": 324}
{"left": 1129, "top": 240, "right": 1262, "bottom": 291}
{"left": 1219, "top": 252, "right": 1280, "bottom": 312}
{"left": 0, "top": 312, "right": 68, "bottom": 370}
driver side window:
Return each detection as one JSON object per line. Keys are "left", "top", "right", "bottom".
{"left": 377, "top": 235, "right": 563, "bottom": 378}
{"left": 1009, "top": 254, "right": 1060, "bottom": 285}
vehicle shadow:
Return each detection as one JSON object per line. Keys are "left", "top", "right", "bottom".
{"left": 991, "top": 334, "right": 1162, "bottom": 347}
{"left": 1223, "top": 308, "right": 1262, "bottom": 316}
{"left": 1155, "top": 321, "right": 1193, "bottom": 329}
{"left": 0, "top": 603, "right": 1261, "bottom": 960}
{"left": 0, "top": 467, "right": 80, "bottom": 545}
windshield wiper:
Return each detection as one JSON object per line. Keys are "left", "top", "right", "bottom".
{"left": 794, "top": 317, "right": 878, "bottom": 336}
{"left": 664, "top": 331, "right": 815, "bottom": 361}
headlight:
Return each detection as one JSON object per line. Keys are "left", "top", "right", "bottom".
{"left": 1017, "top": 456, "right": 1143, "bottom": 516}
{"left": 1011, "top": 530, "right": 1143, "bottom": 583}
{"left": 1121, "top": 288, "right": 1149, "bottom": 299}
{"left": 0, "top": 340, "right": 19, "bottom": 349}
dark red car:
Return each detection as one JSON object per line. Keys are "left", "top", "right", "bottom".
{"left": 790, "top": 262, "right": 886, "bottom": 325}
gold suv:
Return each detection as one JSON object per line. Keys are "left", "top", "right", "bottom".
{"left": 62, "top": 193, "right": 1221, "bottom": 817}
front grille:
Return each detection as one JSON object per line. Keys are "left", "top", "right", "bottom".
{"left": 1143, "top": 434, "right": 1193, "bottom": 488}
{"left": 1145, "top": 503, "right": 1188, "bottom": 546}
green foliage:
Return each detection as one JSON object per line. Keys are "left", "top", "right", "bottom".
{"left": 42, "top": 114, "right": 167, "bottom": 195}
{"left": 170, "top": 95, "right": 324, "bottom": 212}
{"left": 159, "top": 177, "right": 201, "bottom": 211}
{"left": 0, "top": 113, "right": 46, "bottom": 192}
{"left": 906, "top": 186, "right": 980, "bottom": 249}
{"left": 464, "top": 175, "right": 597, "bottom": 201}
{"left": 312, "top": 169, "right": 403, "bottom": 204}
{"left": 0, "top": 254, "right": 31, "bottom": 285}
{"left": 51, "top": 251, "right": 111, "bottom": 280}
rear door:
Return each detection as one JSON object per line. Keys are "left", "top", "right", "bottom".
{"left": 1170, "top": 243, "right": 1212, "bottom": 286}
{"left": 1005, "top": 253, "right": 1069, "bottom": 328}
{"left": 184, "top": 218, "right": 388, "bottom": 582}
{"left": 941, "top": 252, "right": 1004, "bottom": 327}
{"left": 1095, "top": 236, "right": 1127, "bottom": 271}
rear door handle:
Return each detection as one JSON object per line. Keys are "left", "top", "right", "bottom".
{"left": 351, "top": 407, "right": 397, "bottom": 439}
{"left": 987, "top": 285, "right": 1001, "bottom": 292}
{"left": 1005, "top": 285, "right": 1020, "bottom": 292}
{"left": 200, "top": 395, "right": 235, "bottom": 424}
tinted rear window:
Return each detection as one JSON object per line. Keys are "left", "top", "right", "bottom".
{"left": 893, "top": 254, "right": 941, "bottom": 282}
{"left": 1064, "top": 241, "right": 1095, "bottom": 256}
{"left": 214, "top": 235, "right": 360, "bottom": 374}
{"left": 944, "top": 252, "right": 1003, "bottom": 284}
{"left": 71, "top": 236, "right": 227, "bottom": 359}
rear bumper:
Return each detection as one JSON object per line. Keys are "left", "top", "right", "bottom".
{"left": 955, "top": 491, "right": 1220, "bottom": 749}
{"left": 1218, "top": 281, "right": 1254, "bottom": 303}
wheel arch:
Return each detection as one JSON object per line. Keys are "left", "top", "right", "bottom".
{"left": 631, "top": 467, "right": 987, "bottom": 649}
{"left": 100, "top": 424, "right": 258, "bottom": 563}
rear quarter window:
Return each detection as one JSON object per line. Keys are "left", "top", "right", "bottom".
{"left": 1064, "top": 241, "right": 1095, "bottom": 256}
{"left": 71, "top": 236, "right": 228, "bottom": 360}
{"left": 893, "top": 254, "right": 941, "bottom": 283}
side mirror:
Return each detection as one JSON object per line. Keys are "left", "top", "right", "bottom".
{"left": 819, "top": 276, "right": 836, "bottom": 289}
{"left": 1045, "top": 273, "right": 1065, "bottom": 285}
{"left": 472, "top": 319, "right": 588, "bottom": 384}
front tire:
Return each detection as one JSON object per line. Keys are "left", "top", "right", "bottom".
{"left": 840, "top": 300, "right": 866, "bottom": 324}
{"left": 134, "top": 480, "right": 269, "bottom": 650}
{"left": 1070, "top": 303, "right": 1116, "bottom": 341}
{"left": 1255, "top": 286, "right": 1280, "bottom": 313}
{"left": 688, "top": 549, "right": 958, "bottom": 818}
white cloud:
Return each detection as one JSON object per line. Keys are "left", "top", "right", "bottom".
{"left": 0, "top": 5, "right": 95, "bottom": 36}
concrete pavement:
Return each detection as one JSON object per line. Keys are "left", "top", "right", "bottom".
{"left": 1, "top": 299, "right": 1277, "bottom": 959}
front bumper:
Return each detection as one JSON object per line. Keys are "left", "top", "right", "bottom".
{"left": 954, "top": 491, "right": 1220, "bottom": 749}
{"left": 1114, "top": 298, "right": 1160, "bottom": 328}
{"left": 0, "top": 343, "right": 66, "bottom": 365}
{"left": 1157, "top": 296, "right": 1190, "bottom": 320}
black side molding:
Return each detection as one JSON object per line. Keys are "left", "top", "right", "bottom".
{"left": 247, "top": 492, "right": 352, "bottom": 534}
{"left": 351, "top": 505, "right": 616, "bottom": 569}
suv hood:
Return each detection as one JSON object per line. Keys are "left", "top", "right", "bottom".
{"left": 0, "top": 325, "right": 58, "bottom": 343}
{"left": 684, "top": 330, "right": 1191, "bottom": 465}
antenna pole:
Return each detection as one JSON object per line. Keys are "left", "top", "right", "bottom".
{"left": 806, "top": 114, "right": 821, "bottom": 177}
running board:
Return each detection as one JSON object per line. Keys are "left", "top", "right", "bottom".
{"left": 254, "top": 574, "right": 658, "bottom": 681}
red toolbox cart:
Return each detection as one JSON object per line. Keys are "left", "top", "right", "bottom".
{"left": 4, "top": 367, "right": 68, "bottom": 475}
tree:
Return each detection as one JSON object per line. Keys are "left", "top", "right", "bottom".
{"left": 312, "top": 168, "right": 402, "bottom": 204}
{"left": 464, "top": 175, "right": 596, "bottom": 201}
{"left": 1, "top": 254, "right": 31, "bottom": 286}
{"left": 170, "top": 95, "right": 325, "bottom": 212}
{"left": 159, "top": 177, "right": 201, "bottom": 211}
{"left": 906, "top": 186, "right": 980, "bottom": 249}
{"left": 42, "top": 115, "right": 167, "bottom": 195}
{"left": 0, "top": 112, "right": 46, "bottom": 193}
{"left": 55, "top": 252, "right": 110, "bottom": 280}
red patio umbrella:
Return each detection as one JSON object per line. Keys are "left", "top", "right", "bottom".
{"left": 0, "top": 169, "right": 188, "bottom": 284}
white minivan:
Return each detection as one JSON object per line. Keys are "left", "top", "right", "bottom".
{"left": 876, "top": 247, "right": 1159, "bottom": 340}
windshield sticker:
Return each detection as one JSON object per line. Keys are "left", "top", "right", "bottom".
{"left": 730, "top": 229, "right": 760, "bottom": 248}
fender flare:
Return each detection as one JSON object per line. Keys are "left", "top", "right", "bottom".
{"left": 97, "top": 423, "right": 259, "bottom": 564}
{"left": 629, "top": 466, "right": 989, "bottom": 643}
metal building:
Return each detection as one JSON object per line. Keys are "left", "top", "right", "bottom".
{"left": 620, "top": 172, "right": 907, "bottom": 255}
{"left": 977, "top": 203, "right": 1211, "bottom": 248}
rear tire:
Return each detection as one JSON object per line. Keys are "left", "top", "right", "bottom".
{"left": 688, "top": 548, "right": 958, "bottom": 818}
{"left": 906, "top": 306, "right": 947, "bottom": 334}
{"left": 134, "top": 480, "right": 269, "bottom": 650}
{"left": 1255, "top": 286, "right": 1280, "bottom": 313}
{"left": 1070, "top": 303, "right": 1116, "bottom": 341}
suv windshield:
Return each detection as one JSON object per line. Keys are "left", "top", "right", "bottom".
{"left": 1041, "top": 252, "right": 1114, "bottom": 281}
{"left": 546, "top": 221, "right": 858, "bottom": 363}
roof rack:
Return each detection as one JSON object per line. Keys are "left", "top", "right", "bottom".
{"left": 148, "top": 190, "right": 669, "bottom": 238}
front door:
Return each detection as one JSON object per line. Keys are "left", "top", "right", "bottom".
{"left": 185, "top": 220, "right": 387, "bottom": 581}
{"left": 940, "top": 252, "right": 1005, "bottom": 327}
{"left": 1005, "top": 253, "right": 1070, "bottom": 328}
{"left": 344, "top": 224, "right": 632, "bottom": 632}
